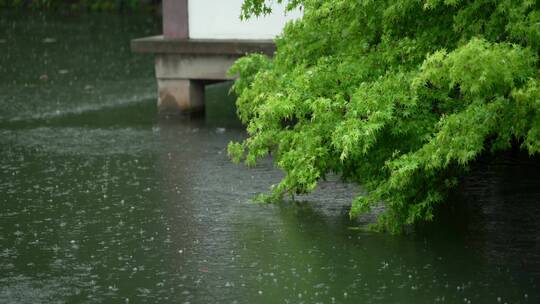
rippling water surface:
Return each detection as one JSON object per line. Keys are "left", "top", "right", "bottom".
{"left": 1, "top": 12, "right": 539, "bottom": 304}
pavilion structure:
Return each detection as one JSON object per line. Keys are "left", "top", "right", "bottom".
{"left": 131, "top": 0, "right": 300, "bottom": 114}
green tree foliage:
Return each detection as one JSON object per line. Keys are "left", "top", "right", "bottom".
{"left": 239, "top": 0, "right": 301, "bottom": 19}
{"left": 228, "top": 0, "right": 540, "bottom": 233}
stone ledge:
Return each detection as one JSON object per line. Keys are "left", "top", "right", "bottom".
{"left": 131, "top": 35, "right": 275, "bottom": 56}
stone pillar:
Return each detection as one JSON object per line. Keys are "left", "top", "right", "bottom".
{"left": 154, "top": 53, "right": 237, "bottom": 115}
{"left": 163, "top": 0, "right": 189, "bottom": 39}
{"left": 157, "top": 79, "right": 204, "bottom": 115}
{"left": 160, "top": 0, "right": 195, "bottom": 115}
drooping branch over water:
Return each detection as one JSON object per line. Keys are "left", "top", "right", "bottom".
{"left": 229, "top": 0, "right": 540, "bottom": 233}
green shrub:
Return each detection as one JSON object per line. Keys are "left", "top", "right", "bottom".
{"left": 229, "top": 0, "right": 540, "bottom": 233}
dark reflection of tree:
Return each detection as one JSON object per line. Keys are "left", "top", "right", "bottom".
{"left": 415, "top": 149, "right": 540, "bottom": 302}
{"left": 234, "top": 199, "right": 423, "bottom": 303}
{"left": 232, "top": 176, "right": 540, "bottom": 304}
{"left": 461, "top": 151, "right": 540, "bottom": 279}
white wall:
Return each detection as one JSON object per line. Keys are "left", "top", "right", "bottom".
{"left": 188, "top": 0, "right": 302, "bottom": 40}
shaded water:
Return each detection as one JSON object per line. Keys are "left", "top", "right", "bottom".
{"left": 1, "top": 12, "right": 539, "bottom": 304}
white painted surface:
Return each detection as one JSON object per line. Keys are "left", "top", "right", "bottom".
{"left": 188, "top": 0, "right": 302, "bottom": 40}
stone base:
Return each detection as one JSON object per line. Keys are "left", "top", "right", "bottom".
{"left": 157, "top": 79, "right": 204, "bottom": 115}
{"left": 155, "top": 54, "right": 239, "bottom": 115}
{"left": 156, "top": 54, "right": 238, "bottom": 81}
{"left": 130, "top": 36, "right": 275, "bottom": 116}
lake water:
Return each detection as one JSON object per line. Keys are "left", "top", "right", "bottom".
{"left": 1, "top": 12, "right": 539, "bottom": 304}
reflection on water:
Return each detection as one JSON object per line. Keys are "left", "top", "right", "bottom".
{"left": 461, "top": 152, "right": 540, "bottom": 279}
{"left": 1, "top": 11, "right": 539, "bottom": 304}
{"left": 0, "top": 11, "right": 158, "bottom": 124}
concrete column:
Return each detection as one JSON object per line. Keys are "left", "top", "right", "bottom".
{"left": 154, "top": 53, "right": 239, "bottom": 114}
{"left": 157, "top": 79, "right": 204, "bottom": 115}
{"left": 163, "top": 0, "right": 189, "bottom": 39}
